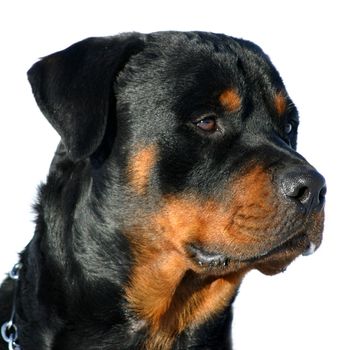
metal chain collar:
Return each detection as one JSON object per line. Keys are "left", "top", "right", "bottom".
{"left": 1, "top": 263, "right": 22, "bottom": 350}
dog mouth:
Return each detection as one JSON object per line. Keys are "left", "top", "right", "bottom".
{"left": 187, "top": 232, "right": 318, "bottom": 274}
{"left": 248, "top": 232, "right": 316, "bottom": 261}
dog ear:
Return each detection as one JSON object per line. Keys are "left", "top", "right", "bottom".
{"left": 27, "top": 34, "right": 145, "bottom": 161}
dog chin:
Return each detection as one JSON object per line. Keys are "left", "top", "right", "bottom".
{"left": 254, "top": 237, "right": 319, "bottom": 275}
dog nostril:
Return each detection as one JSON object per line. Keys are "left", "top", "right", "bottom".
{"left": 280, "top": 168, "right": 326, "bottom": 213}
{"left": 294, "top": 186, "right": 310, "bottom": 204}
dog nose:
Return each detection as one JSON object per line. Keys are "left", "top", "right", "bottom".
{"left": 280, "top": 168, "right": 326, "bottom": 213}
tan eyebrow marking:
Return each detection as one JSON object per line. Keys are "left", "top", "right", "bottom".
{"left": 219, "top": 88, "right": 241, "bottom": 112}
{"left": 274, "top": 91, "right": 287, "bottom": 116}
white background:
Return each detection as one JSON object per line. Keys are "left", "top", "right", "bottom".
{"left": 0, "top": 1, "right": 348, "bottom": 349}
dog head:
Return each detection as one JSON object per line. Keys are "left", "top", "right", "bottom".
{"left": 28, "top": 31, "right": 325, "bottom": 277}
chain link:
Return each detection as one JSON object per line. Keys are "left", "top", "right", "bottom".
{"left": 1, "top": 263, "right": 22, "bottom": 350}
{"left": 1, "top": 322, "right": 20, "bottom": 350}
{"left": 9, "top": 264, "right": 21, "bottom": 281}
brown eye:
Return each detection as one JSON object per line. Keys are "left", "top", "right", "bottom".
{"left": 195, "top": 116, "right": 217, "bottom": 132}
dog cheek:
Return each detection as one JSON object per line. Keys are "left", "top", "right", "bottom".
{"left": 149, "top": 195, "right": 261, "bottom": 259}
{"left": 227, "top": 166, "right": 283, "bottom": 246}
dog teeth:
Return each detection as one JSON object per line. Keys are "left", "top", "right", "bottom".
{"left": 302, "top": 242, "right": 316, "bottom": 256}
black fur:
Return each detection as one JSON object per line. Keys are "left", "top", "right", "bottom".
{"left": 0, "top": 32, "right": 325, "bottom": 349}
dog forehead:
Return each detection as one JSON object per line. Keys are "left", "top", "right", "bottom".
{"left": 119, "top": 39, "right": 237, "bottom": 116}
{"left": 116, "top": 32, "right": 289, "bottom": 136}
{"left": 134, "top": 33, "right": 281, "bottom": 101}
{"left": 147, "top": 34, "right": 240, "bottom": 79}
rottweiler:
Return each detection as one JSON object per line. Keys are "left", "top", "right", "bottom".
{"left": 0, "top": 31, "right": 326, "bottom": 350}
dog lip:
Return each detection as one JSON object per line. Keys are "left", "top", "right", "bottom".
{"left": 187, "top": 233, "right": 315, "bottom": 266}
{"left": 187, "top": 243, "right": 231, "bottom": 268}
{"left": 242, "top": 233, "right": 308, "bottom": 262}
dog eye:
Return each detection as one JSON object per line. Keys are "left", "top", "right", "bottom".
{"left": 194, "top": 116, "right": 217, "bottom": 132}
{"left": 284, "top": 122, "right": 293, "bottom": 134}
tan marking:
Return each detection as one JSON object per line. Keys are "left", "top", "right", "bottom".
{"left": 147, "top": 166, "right": 278, "bottom": 258}
{"left": 231, "top": 165, "right": 279, "bottom": 238}
{"left": 126, "top": 244, "right": 247, "bottom": 349}
{"left": 274, "top": 91, "right": 287, "bottom": 116}
{"left": 125, "top": 165, "right": 327, "bottom": 347}
{"left": 151, "top": 195, "right": 262, "bottom": 254}
{"left": 125, "top": 165, "right": 283, "bottom": 348}
{"left": 128, "top": 145, "right": 158, "bottom": 195}
{"left": 219, "top": 88, "right": 241, "bottom": 112}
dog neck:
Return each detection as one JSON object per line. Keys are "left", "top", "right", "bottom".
{"left": 13, "top": 162, "right": 239, "bottom": 349}
{"left": 124, "top": 246, "right": 245, "bottom": 349}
